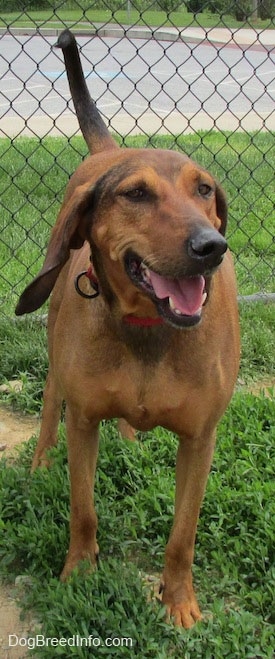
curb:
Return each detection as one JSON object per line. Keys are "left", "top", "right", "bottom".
{"left": 1, "top": 24, "right": 273, "bottom": 49}
{"left": 1, "top": 25, "right": 202, "bottom": 44}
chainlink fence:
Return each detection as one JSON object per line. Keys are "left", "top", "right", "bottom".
{"left": 0, "top": 1, "right": 274, "bottom": 319}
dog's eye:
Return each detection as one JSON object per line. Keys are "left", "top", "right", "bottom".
{"left": 198, "top": 183, "right": 213, "bottom": 198}
{"left": 123, "top": 187, "right": 148, "bottom": 201}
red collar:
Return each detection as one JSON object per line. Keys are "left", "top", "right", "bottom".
{"left": 85, "top": 264, "right": 164, "bottom": 328}
{"left": 86, "top": 264, "right": 99, "bottom": 289}
{"left": 123, "top": 314, "right": 164, "bottom": 327}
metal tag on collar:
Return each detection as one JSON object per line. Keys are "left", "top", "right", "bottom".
{"left": 74, "top": 269, "right": 100, "bottom": 299}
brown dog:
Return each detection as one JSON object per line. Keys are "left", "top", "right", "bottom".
{"left": 16, "top": 30, "right": 240, "bottom": 628}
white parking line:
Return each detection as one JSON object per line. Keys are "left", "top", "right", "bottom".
{"left": 0, "top": 84, "right": 46, "bottom": 93}
{"left": 220, "top": 69, "right": 275, "bottom": 85}
{"left": 257, "top": 70, "right": 275, "bottom": 76}
{"left": 0, "top": 91, "right": 67, "bottom": 109}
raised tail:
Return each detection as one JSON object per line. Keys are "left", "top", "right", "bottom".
{"left": 56, "top": 29, "right": 118, "bottom": 154}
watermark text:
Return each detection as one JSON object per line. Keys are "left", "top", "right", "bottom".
{"left": 9, "top": 634, "right": 134, "bottom": 650}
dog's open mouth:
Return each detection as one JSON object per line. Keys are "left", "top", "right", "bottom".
{"left": 124, "top": 252, "right": 208, "bottom": 328}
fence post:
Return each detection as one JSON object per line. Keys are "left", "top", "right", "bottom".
{"left": 251, "top": 0, "right": 258, "bottom": 20}
{"left": 127, "top": 0, "right": 131, "bottom": 24}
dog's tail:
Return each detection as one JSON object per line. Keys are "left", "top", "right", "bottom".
{"left": 56, "top": 29, "right": 118, "bottom": 154}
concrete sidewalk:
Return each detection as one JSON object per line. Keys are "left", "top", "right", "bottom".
{"left": 95, "top": 24, "right": 275, "bottom": 48}
{"left": 172, "top": 25, "right": 274, "bottom": 46}
{"left": 1, "top": 107, "right": 273, "bottom": 141}
{"left": 1, "top": 24, "right": 274, "bottom": 48}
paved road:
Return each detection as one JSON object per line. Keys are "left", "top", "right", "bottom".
{"left": 0, "top": 31, "right": 274, "bottom": 137}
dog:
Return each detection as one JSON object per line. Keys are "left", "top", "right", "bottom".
{"left": 16, "top": 29, "right": 240, "bottom": 628}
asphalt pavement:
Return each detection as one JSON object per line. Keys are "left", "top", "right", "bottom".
{"left": 0, "top": 25, "right": 274, "bottom": 137}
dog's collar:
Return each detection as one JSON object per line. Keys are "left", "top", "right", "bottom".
{"left": 74, "top": 264, "right": 100, "bottom": 299}
{"left": 75, "top": 263, "right": 164, "bottom": 327}
{"left": 123, "top": 314, "right": 164, "bottom": 327}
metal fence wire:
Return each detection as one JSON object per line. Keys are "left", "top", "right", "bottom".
{"left": 0, "top": 1, "right": 274, "bottom": 318}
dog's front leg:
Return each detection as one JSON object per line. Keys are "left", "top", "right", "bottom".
{"left": 161, "top": 431, "right": 216, "bottom": 628}
{"left": 60, "top": 406, "right": 99, "bottom": 581}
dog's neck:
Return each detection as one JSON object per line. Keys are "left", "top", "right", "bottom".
{"left": 74, "top": 254, "right": 173, "bottom": 363}
{"left": 117, "top": 320, "right": 173, "bottom": 364}
{"left": 122, "top": 314, "right": 164, "bottom": 327}
{"left": 78, "top": 258, "right": 165, "bottom": 329}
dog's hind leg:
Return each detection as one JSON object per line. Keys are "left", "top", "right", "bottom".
{"left": 31, "top": 369, "right": 63, "bottom": 471}
{"left": 117, "top": 418, "right": 136, "bottom": 441}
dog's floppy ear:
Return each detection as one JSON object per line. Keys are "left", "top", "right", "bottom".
{"left": 215, "top": 182, "right": 227, "bottom": 236}
{"left": 15, "top": 182, "right": 95, "bottom": 315}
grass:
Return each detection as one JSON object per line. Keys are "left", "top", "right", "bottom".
{"left": 1, "top": 6, "right": 274, "bottom": 31}
{"left": 0, "top": 393, "right": 274, "bottom": 656}
{"left": 0, "top": 130, "right": 274, "bottom": 655}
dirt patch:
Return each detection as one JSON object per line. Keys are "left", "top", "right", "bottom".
{"left": 0, "top": 583, "right": 36, "bottom": 659}
{"left": 247, "top": 377, "right": 275, "bottom": 398}
{"left": 0, "top": 406, "right": 39, "bottom": 658}
{"left": 0, "top": 379, "right": 274, "bottom": 656}
{"left": 0, "top": 406, "right": 39, "bottom": 454}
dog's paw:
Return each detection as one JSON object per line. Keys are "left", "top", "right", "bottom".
{"left": 165, "top": 600, "right": 202, "bottom": 628}
{"left": 160, "top": 580, "right": 202, "bottom": 628}
{"left": 60, "top": 544, "right": 99, "bottom": 581}
{"left": 31, "top": 451, "right": 53, "bottom": 471}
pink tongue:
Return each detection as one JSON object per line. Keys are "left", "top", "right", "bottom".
{"left": 149, "top": 271, "right": 205, "bottom": 316}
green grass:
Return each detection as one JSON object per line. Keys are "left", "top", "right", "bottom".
{"left": 0, "top": 392, "right": 274, "bottom": 657}
{"left": 1, "top": 6, "right": 274, "bottom": 31}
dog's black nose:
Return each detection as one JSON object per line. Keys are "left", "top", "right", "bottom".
{"left": 188, "top": 228, "right": 227, "bottom": 269}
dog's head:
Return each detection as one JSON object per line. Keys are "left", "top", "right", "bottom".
{"left": 16, "top": 147, "right": 228, "bottom": 329}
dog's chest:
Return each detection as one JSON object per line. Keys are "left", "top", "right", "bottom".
{"left": 94, "top": 359, "right": 193, "bottom": 433}
{"left": 58, "top": 328, "right": 211, "bottom": 435}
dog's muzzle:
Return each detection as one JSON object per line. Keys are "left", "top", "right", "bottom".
{"left": 124, "top": 229, "right": 227, "bottom": 329}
